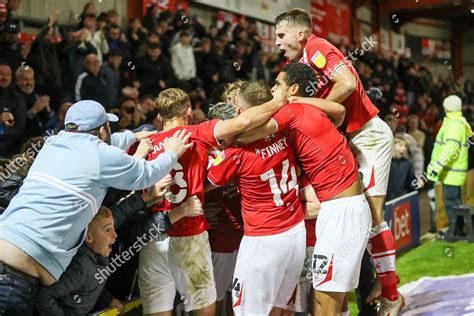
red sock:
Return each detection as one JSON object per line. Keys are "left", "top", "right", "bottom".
{"left": 368, "top": 222, "right": 399, "bottom": 301}
{"left": 380, "top": 273, "right": 399, "bottom": 301}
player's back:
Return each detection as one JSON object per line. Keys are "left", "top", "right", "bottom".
{"left": 208, "top": 133, "right": 304, "bottom": 236}
{"left": 147, "top": 120, "right": 219, "bottom": 237}
{"left": 272, "top": 103, "right": 358, "bottom": 202}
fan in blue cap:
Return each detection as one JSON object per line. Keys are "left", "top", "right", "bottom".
{"left": 64, "top": 100, "right": 119, "bottom": 131}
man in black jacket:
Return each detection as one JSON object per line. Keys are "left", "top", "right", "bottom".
{"left": 15, "top": 66, "right": 53, "bottom": 137}
{"left": 62, "top": 29, "right": 98, "bottom": 102}
{"left": 26, "top": 12, "right": 68, "bottom": 111}
{"left": 106, "top": 24, "right": 130, "bottom": 60}
{"left": 101, "top": 50, "right": 124, "bottom": 109}
{"left": 74, "top": 53, "right": 113, "bottom": 111}
{"left": 135, "top": 43, "right": 175, "bottom": 96}
{"left": 0, "top": 63, "right": 26, "bottom": 158}
{"left": 195, "top": 37, "right": 223, "bottom": 95}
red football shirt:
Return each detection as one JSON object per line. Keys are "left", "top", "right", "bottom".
{"left": 300, "top": 34, "right": 379, "bottom": 134}
{"left": 146, "top": 120, "right": 219, "bottom": 237}
{"left": 207, "top": 133, "right": 305, "bottom": 236}
{"left": 272, "top": 103, "right": 358, "bottom": 202}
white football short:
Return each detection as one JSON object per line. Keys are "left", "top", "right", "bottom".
{"left": 138, "top": 231, "right": 216, "bottom": 313}
{"left": 232, "top": 221, "right": 306, "bottom": 316}
{"left": 313, "top": 194, "right": 372, "bottom": 292}
{"left": 212, "top": 251, "right": 238, "bottom": 302}
{"left": 348, "top": 116, "right": 394, "bottom": 197}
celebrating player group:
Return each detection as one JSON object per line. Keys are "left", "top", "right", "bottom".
{"left": 139, "top": 8, "right": 403, "bottom": 316}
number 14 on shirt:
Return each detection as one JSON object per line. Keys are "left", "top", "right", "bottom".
{"left": 260, "top": 159, "right": 299, "bottom": 207}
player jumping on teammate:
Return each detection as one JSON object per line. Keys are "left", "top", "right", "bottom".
{"left": 274, "top": 9, "right": 402, "bottom": 315}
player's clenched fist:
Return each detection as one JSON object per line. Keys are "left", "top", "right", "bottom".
{"left": 163, "top": 129, "right": 193, "bottom": 158}
{"left": 182, "top": 195, "right": 203, "bottom": 217}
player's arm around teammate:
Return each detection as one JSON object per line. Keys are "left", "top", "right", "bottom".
{"left": 234, "top": 73, "right": 296, "bottom": 145}
{"left": 275, "top": 8, "right": 402, "bottom": 313}
{"left": 287, "top": 96, "right": 346, "bottom": 127}
{"left": 212, "top": 88, "right": 287, "bottom": 141}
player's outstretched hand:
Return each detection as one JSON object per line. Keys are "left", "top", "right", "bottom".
{"left": 163, "top": 129, "right": 193, "bottom": 158}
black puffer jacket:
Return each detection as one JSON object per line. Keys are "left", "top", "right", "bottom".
{"left": 35, "top": 244, "right": 113, "bottom": 316}
{"left": 0, "top": 172, "right": 24, "bottom": 214}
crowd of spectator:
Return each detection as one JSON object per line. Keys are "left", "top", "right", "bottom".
{"left": 1, "top": 1, "right": 473, "bottom": 159}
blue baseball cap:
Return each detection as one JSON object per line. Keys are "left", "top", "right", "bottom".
{"left": 65, "top": 100, "right": 118, "bottom": 131}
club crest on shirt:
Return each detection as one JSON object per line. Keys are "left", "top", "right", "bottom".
{"left": 311, "top": 51, "right": 326, "bottom": 69}
{"left": 213, "top": 150, "right": 225, "bottom": 166}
